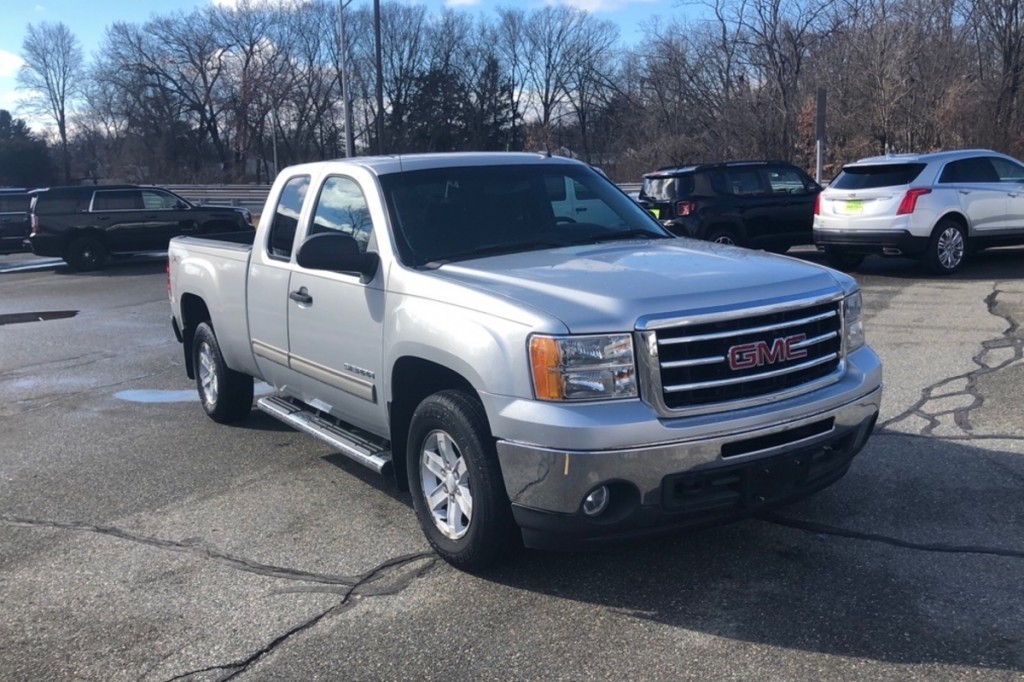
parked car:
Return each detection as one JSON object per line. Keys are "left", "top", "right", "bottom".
{"left": 638, "top": 160, "right": 822, "bottom": 253}
{"left": 28, "top": 184, "right": 254, "bottom": 270}
{"left": 0, "top": 188, "right": 32, "bottom": 254}
{"left": 814, "top": 148, "right": 1024, "bottom": 274}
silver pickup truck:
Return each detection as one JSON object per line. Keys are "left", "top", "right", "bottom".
{"left": 168, "top": 152, "right": 882, "bottom": 570}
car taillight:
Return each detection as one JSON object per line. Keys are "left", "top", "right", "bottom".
{"left": 676, "top": 201, "right": 697, "bottom": 216}
{"left": 30, "top": 214, "right": 39, "bottom": 235}
{"left": 897, "top": 188, "right": 931, "bottom": 215}
{"left": 814, "top": 193, "right": 821, "bottom": 215}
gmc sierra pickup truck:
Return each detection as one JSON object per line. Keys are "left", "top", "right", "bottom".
{"left": 168, "top": 152, "right": 882, "bottom": 570}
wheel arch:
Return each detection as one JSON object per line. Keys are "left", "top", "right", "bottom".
{"left": 703, "top": 219, "right": 748, "bottom": 244}
{"left": 388, "top": 356, "right": 478, "bottom": 492}
{"left": 179, "top": 293, "right": 212, "bottom": 379}
{"left": 933, "top": 211, "right": 970, "bottom": 238}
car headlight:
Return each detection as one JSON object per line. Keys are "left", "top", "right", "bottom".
{"left": 844, "top": 290, "right": 865, "bottom": 353}
{"left": 530, "top": 333, "right": 637, "bottom": 401}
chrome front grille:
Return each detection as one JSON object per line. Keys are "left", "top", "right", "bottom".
{"left": 645, "top": 298, "right": 844, "bottom": 412}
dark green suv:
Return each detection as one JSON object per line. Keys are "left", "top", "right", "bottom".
{"left": 638, "top": 161, "right": 822, "bottom": 253}
{"left": 28, "top": 184, "right": 253, "bottom": 270}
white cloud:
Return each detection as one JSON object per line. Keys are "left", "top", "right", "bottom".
{"left": 445, "top": 0, "right": 481, "bottom": 6}
{"left": 0, "top": 50, "right": 24, "bottom": 79}
{"left": 211, "top": 0, "right": 309, "bottom": 8}
{"left": 547, "top": 0, "right": 661, "bottom": 12}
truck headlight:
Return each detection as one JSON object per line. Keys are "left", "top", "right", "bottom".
{"left": 844, "top": 290, "right": 865, "bottom": 353}
{"left": 530, "top": 333, "right": 637, "bottom": 401}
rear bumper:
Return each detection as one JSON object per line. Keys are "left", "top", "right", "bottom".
{"left": 27, "top": 234, "right": 66, "bottom": 257}
{"left": 813, "top": 228, "right": 930, "bottom": 257}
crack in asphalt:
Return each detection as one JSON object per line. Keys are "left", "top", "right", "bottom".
{"left": 760, "top": 512, "right": 1024, "bottom": 559}
{"left": 0, "top": 514, "right": 437, "bottom": 681}
{"left": 879, "top": 283, "right": 1023, "bottom": 436}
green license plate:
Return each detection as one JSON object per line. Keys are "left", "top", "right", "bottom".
{"left": 844, "top": 200, "right": 864, "bottom": 215}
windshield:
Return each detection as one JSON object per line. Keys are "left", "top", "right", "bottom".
{"left": 380, "top": 163, "right": 671, "bottom": 266}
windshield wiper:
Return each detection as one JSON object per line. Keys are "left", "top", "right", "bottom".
{"left": 576, "top": 229, "right": 671, "bottom": 244}
{"left": 421, "top": 239, "right": 570, "bottom": 267}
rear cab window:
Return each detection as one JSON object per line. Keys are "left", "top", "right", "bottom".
{"left": 832, "top": 163, "right": 927, "bottom": 189}
{"left": 266, "top": 175, "right": 310, "bottom": 261}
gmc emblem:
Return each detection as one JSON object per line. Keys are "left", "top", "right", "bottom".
{"left": 728, "top": 334, "right": 808, "bottom": 370}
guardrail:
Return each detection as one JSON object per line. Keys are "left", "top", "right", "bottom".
{"left": 167, "top": 181, "right": 643, "bottom": 215}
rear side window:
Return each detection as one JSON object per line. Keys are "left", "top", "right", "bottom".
{"left": 832, "top": 163, "right": 926, "bottom": 189}
{"left": 33, "top": 192, "right": 90, "bottom": 214}
{"left": 267, "top": 175, "right": 310, "bottom": 260}
{"left": 0, "top": 194, "right": 29, "bottom": 213}
{"left": 989, "top": 157, "right": 1024, "bottom": 182}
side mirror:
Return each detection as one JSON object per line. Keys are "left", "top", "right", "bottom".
{"left": 296, "top": 231, "right": 379, "bottom": 283}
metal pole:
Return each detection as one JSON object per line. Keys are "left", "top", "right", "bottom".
{"left": 815, "top": 87, "right": 826, "bottom": 184}
{"left": 374, "top": 0, "right": 384, "bottom": 154}
{"left": 271, "top": 110, "right": 278, "bottom": 178}
{"left": 339, "top": 0, "right": 354, "bottom": 158}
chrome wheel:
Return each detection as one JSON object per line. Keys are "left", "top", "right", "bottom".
{"left": 419, "top": 429, "right": 473, "bottom": 540}
{"left": 197, "top": 340, "right": 219, "bottom": 409}
{"left": 712, "top": 233, "right": 736, "bottom": 245}
{"left": 936, "top": 226, "right": 965, "bottom": 270}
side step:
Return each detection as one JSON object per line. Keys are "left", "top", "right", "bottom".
{"left": 257, "top": 395, "right": 393, "bottom": 475}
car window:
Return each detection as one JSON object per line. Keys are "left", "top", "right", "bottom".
{"left": 267, "top": 175, "right": 310, "bottom": 260}
{"left": 141, "top": 190, "right": 182, "bottom": 210}
{"left": 92, "top": 190, "right": 143, "bottom": 211}
{"left": 0, "top": 194, "right": 29, "bottom": 213}
{"left": 831, "top": 163, "right": 927, "bottom": 189}
{"left": 726, "top": 168, "right": 764, "bottom": 196}
{"left": 938, "top": 157, "right": 999, "bottom": 184}
{"left": 990, "top": 157, "right": 1024, "bottom": 182}
{"left": 32, "top": 192, "right": 90, "bottom": 214}
{"left": 544, "top": 176, "right": 567, "bottom": 201}
{"left": 573, "top": 180, "right": 596, "bottom": 201}
{"left": 308, "top": 176, "right": 373, "bottom": 253}
{"left": 767, "top": 167, "right": 811, "bottom": 195}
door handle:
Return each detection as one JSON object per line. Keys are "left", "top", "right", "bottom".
{"left": 958, "top": 190, "right": 971, "bottom": 195}
{"left": 289, "top": 287, "right": 313, "bottom": 305}
{"left": 575, "top": 207, "right": 588, "bottom": 213}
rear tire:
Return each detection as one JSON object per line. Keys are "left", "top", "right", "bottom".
{"left": 823, "top": 247, "right": 865, "bottom": 272}
{"left": 924, "top": 219, "right": 966, "bottom": 275}
{"left": 64, "top": 237, "right": 107, "bottom": 271}
{"left": 407, "top": 390, "right": 519, "bottom": 571}
{"left": 192, "top": 322, "right": 253, "bottom": 424}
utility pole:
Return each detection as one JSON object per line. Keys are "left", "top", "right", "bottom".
{"left": 339, "top": 0, "right": 355, "bottom": 158}
{"left": 816, "top": 87, "right": 826, "bottom": 184}
{"left": 374, "top": 0, "right": 384, "bottom": 154}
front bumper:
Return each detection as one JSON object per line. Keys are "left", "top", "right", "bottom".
{"left": 493, "top": 346, "right": 882, "bottom": 550}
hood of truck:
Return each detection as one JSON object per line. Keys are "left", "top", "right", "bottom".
{"left": 429, "top": 239, "right": 851, "bottom": 333}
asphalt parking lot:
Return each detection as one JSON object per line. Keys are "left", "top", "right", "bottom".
{"left": 1, "top": 248, "right": 1022, "bottom": 681}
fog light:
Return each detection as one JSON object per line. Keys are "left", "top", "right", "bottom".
{"left": 582, "top": 485, "right": 610, "bottom": 517}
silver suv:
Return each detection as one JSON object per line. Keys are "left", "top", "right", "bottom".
{"left": 813, "top": 148, "right": 1024, "bottom": 274}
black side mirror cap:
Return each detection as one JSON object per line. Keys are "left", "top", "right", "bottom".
{"left": 296, "top": 231, "right": 379, "bottom": 283}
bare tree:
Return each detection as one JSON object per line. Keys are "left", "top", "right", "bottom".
{"left": 18, "top": 21, "right": 84, "bottom": 183}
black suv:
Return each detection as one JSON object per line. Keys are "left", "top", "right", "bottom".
{"left": 638, "top": 161, "right": 822, "bottom": 252}
{"left": 28, "top": 184, "right": 254, "bottom": 270}
{"left": 0, "top": 188, "right": 32, "bottom": 254}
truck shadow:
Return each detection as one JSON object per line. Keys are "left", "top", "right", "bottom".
{"left": 477, "top": 429, "right": 1024, "bottom": 673}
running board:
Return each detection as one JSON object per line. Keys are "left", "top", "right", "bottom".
{"left": 257, "top": 395, "right": 393, "bottom": 475}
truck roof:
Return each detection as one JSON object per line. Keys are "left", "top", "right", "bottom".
{"left": 282, "top": 152, "right": 587, "bottom": 177}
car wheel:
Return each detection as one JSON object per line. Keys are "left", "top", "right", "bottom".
{"left": 407, "top": 389, "right": 519, "bottom": 571}
{"left": 823, "top": 247, "right": 865, "bottom": 272}
{"left": 192, "top": 322, "right": 253, "bottom": 424}
{"left": 925, "top": 219, "right": 966, "bottom": 275}
{"left": 707, "top": 228, "right": 741, "bottom": 247}
{"left": 64, "top": 237, "right": 107, "bottom": 271}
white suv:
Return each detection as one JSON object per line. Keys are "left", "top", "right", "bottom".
{"left": 813, "top": 148, "right": 1024, "bottom": 274}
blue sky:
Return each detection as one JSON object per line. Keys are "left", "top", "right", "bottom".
{"left": 0, "top": 0, "right": 676, "bottom": 131}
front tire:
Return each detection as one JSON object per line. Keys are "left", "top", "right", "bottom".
{"left": 407, "top": 390, "right": 518, "bottom": 571}
{"left": 192, "top": 322, "right": 253, "bottom": 424}
{"left": 924, "top": 219, "right": 966, "bottom": 275}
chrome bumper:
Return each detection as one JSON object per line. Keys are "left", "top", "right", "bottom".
{"left": 496, "top": 385, "right": 881, "bottom": 516}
